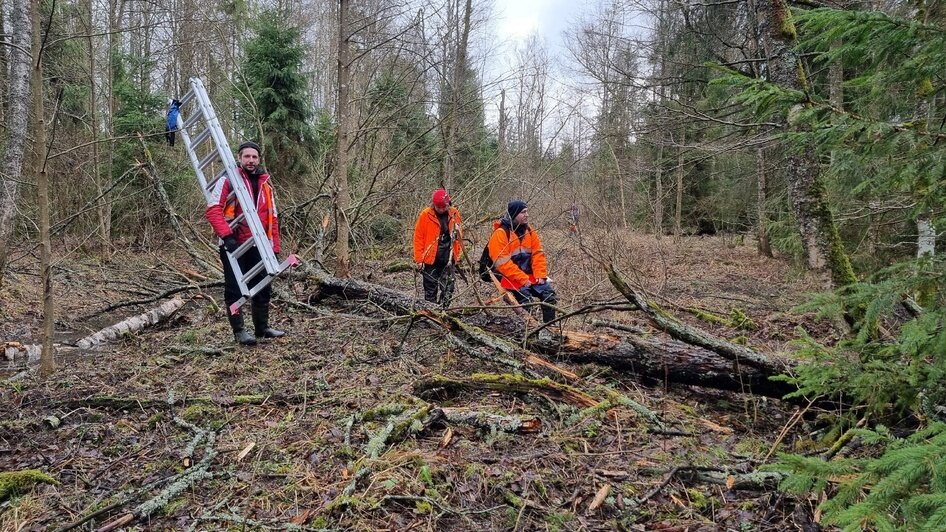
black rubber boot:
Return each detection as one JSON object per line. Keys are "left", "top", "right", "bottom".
{"left": 228, "top": 313, "right": 257, "bottom": 345}
{"left": 252, "top": 303, "right": 285, "bottom": 339}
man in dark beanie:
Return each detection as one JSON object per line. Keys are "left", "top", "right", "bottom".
{"left": 205, "top": 141, "right": 286, "bottom": 345}
{"left": 413, "top": 188, "right": 463, "bottom": 306}
{"left": 486, "top": 199, "right": 559, "bottom": 331}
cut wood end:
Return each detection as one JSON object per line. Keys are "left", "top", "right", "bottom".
{"left": 520, "top": 418, "right": 542, "bottom": 433}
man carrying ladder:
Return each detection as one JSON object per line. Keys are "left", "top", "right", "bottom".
{"left": 172, "top": 77, "right": 296, "bottom": 346}
{"left": 205, "top": 141, "right": 286, "bottom": 345}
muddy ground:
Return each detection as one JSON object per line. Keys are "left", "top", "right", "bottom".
{"left": 0, "top": 230, "right": 839, "bottom": 531}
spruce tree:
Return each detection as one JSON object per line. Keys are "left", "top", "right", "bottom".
{"left": 238, "top": 9, "right": 322, "bottom": 183}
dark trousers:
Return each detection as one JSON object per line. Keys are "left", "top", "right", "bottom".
{"left": 511, "top": 283, "right": 558, "bottom": 323}
{"left": 422, "top": 262, "right": 454, "bottom": 306}
{"left": 220, "top": 247, "right": 272, "bottom": 316}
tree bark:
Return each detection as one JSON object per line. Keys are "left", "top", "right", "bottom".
{"left": 442, "top": 0, "right": 473, "bottom": 191}
{"left": 334, "top": 0, "right": 352, "bottom": 277}
{"left": 756, "top": 148, "right": 773, "bottom": 257}
{"left": 0, "top": 0, "right": 33, "bottom": 283}
{"left": 30, "top": 0, "right": 55, "bottom": 376}
{"left": 755, "top": 0, "right": 855, "bottom": 287}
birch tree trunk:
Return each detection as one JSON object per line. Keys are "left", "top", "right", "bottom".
{"left": 334, "top": 0, "right": 352, "bottom": 277}
{"left": 0, "top": 0, "right": 33, "bottom": 283}
{"left": 755, "top": 0, "right": 855, "bottom": 287}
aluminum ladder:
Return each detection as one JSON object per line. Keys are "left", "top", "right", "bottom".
{"left": 175, "top": 77, "right": 297, "bottom": 315}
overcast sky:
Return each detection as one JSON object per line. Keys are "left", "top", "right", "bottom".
{"left": 492, "top": 0, "right": 586, "bottom": 55}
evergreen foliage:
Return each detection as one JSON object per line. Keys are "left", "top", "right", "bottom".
{"left": 238, "top": 9, "right": 323, "bottom": 182}
{"left": 712, "top": 5, "right": 946, "bottom": 528}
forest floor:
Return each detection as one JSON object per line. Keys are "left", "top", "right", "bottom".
{"left": 0, "top": 229, "right": 841, "bottom": 531}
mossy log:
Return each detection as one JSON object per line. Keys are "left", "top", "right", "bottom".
{"left": 415, "top": 373, "right": 599, "bottom": 408}
{"left": 441, "top": 407, "right": 542, "bottom": 433}
{"left": 606, "top": 264, "right": 788, "bottom": 374}
{"left": 549, "top": 330, "right": 798, "bottom": 399}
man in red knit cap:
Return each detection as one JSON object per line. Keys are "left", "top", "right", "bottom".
{"left": 412, "top": 189, "right": 463, "bottom": 306}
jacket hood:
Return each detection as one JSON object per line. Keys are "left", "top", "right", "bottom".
{"left": 498, "top": 213, "right": 528, "bottom": 235}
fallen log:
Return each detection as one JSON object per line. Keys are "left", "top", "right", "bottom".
{"left": 310, "top": 269, "right": 577, "bottom": 381}
{"left": 76, "top": 297, "right": 185, "bottom": 349}
{"left": 549, "top": 330, "right": 799, "bottom": 399}
{"left": 4, "top": 298, "right": 186, "bottom": 364}
{"left": 307, "top": 269, "right": 799, "bottom": 399}
{"left": 606, "top": 263, "right": 788, "bottom": 374}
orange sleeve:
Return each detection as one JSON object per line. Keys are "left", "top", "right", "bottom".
{"left": 413, "top": 211, "right": 428, "bottom": 263}
{"left": 528, "top": 229, "right": 548, "bottom": 279}
{"left": 488, "top": 228, "right": 530, "bottom": 287}
{"left": 451, "top": 209, "right": 463, "bottom": 262}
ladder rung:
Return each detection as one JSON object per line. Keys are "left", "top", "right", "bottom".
{"left": 183, "top": 112, "right": 203, "bottom": 129}
{"left": 228, "top": 213, "right": 246, "bottom": 229}
{"left": 198, "top": 150, "right": 218, "bottom": 171}
{"left": 206, "top": 169, "right": 228, "bottom": 191}
{"left": 191, "top": 128, "right": 212, "bottom": 148}
{"left": 247, "top": 277, "right": 274, "bottom": 298}
{"left": 242, "top": 262, "right": 266, "bottom": 282}
{"left": 234, "top": 238, "right": 256, "bottom": 258}
{"left": 179, "top": 90, "right": 196, "bottom": 107}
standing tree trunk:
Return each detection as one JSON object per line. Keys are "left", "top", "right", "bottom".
{"left": 654, "top": 143, "right": 664, "bottom": 238}
{"left": 30, "top": 0, "right": 55, "bottom": 375}
{"left": 755, "top": 0, "right": 855, "bottom": 287}
{"left": 674, "top": 129, "right": 684, "bottom": 240}
{"left": 85, "top": 0, "right": 106, "bottom": 251}
{"left": 334, "top": 0, "right": 352, "bottom": 277}
{"left": 0, "top": 0, "right": 33, "bottom": 284}
{"left": 442, "top": 0, "right": 472, "bottom": 191}
{"left": 756, "top": 148, "right": 773, "bottom": 257}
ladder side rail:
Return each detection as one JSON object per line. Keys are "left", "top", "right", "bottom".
{"left": 175, "top": 111, "right": 215, "bottom": 204}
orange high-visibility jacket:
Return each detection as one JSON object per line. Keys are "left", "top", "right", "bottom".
{"left": 487, "top": 221, "right": 548, "bottom": 290}
{"left": 413, "top": 207, "right": 463, "bottom": 265}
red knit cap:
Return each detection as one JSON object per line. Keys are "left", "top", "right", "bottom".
{"left": 432, "top": 189, "right": 451, "bottom": 209}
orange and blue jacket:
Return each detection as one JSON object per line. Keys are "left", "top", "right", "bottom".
{"left": 413, "top": 207, "right": 463, "bottom": 265}
{"left": 487, "top": 218, "right": 548, "bottom": 291}
{"left": 205, "top": 167, "right": 281, "bottom": 254}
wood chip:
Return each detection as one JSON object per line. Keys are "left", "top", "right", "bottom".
{"left": 699, "top": 418, "right": 734, "bottom": 434}
{"left": 236, "top": 441, "right": 256, "bottom": 462}
{"left": 587, "top": 484, "right": 611, "bottom": 513}
{"left": 726, "top": 475, "right": 736, "bottom": 489}
{"left": 440, "top": 427, "right": 454, "bottom": 448}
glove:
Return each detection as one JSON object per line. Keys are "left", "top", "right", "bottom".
{"left": 223, "top": 236, "right": 239, "bottom": 253}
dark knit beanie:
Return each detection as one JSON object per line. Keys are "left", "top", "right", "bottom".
{"left": 507, "top": 200, "right": 527, "bottom": 220}
{"left": 237, "top": 141, "right": 261, "bottom": 156}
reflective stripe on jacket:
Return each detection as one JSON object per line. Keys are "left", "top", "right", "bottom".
{"left": 413, "top": 207, "right": 463, "bottom": 265}
{"left": 487, "top": 220, "right": 548, "bottom": 290}
{"left": 204, "top": 168, "right": 281, "bottom": 254}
